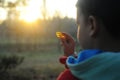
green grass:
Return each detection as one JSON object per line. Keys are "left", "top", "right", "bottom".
{"left": 0, "top": 38, "right": 80, "bottom": 80}
{"left": 18, "top": 50, "right": 63, "bottom": 68}
{"left": 16, "top": 50, "right": 64, "bottom": 80}
{"left": 0, "top": 39, "right": 65, "bottom": 80}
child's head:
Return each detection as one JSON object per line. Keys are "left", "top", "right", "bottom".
{"left": 76, "top": 0, "right": 120, "bottom": 50}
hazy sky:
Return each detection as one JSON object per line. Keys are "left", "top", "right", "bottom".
{"left": 0, "top": 0, "right": 77, "bottom": 21}
{"left": 46, "top": 0, "right": 77, "bottom": 18}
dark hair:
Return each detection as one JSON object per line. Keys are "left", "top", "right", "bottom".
{"left": 76, "top": 0, "right": 120, "bottom": 38}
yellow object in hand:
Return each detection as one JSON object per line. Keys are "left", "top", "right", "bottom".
{"left": 56, "top": 32, "right": 65, "bottom": 39}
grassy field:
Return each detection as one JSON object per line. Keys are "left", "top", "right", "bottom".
{"left": 18, "top": 51, "right": 64, "bottom": 80}
{"left": 0, "top": 39, "right": 66, "bottom": 80}
{"left": 13, "top": 51, "right": 64, "bottom": 80}
{"left": 0, "top": 37, "right": 80, "bottom": 80}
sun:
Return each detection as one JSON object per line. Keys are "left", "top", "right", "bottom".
{"left": 18, "top": 0, "right": 77, "bottom": 22}
{"left": 0, "top": 0, "right": 77, "bottom": 22}
{"left": 19, "top": 7, "right": 40, "bottom": 22}
{"left": 19, "top": 0, "right": 43, "bottom": 22}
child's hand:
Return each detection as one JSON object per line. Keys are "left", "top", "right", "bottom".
{"left": 56, "top": 32, "right": 75, "bottom": 57}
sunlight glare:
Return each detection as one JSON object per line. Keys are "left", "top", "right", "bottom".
{"left": 0, "top": 8, "right": 7, "bottom": 21}
{"left": 18, "top": 0, "right": 77, "bottom": 22}
{"left": 46, "top": 0, "right": 77, "bottom": 18}
{"left": 19, "top": 0, "right": 43, "bottom": 22}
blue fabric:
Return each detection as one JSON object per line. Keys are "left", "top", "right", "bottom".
{"left": 66, "top": 52, "right": 120, "bottom": 80}
{"left": 67, "top": 49, "right": 103, "bottom": 64}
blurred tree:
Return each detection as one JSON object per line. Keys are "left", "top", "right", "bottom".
{"left": 0, "top": 0, "right": 4, "bottom": 7}
{"left": 7, "top": 0, "right": 27, "bottom": 20}
{"left": 42, "top": 0, "right": 47, "bottom": 20}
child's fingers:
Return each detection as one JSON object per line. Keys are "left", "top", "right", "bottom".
{"left": 60, "top": 38, "right": 68, "bottom": 47}
{"left": 56, "top": 32, "right": 75, "bottom": 56}
{"left": 56, "top": 33, "right": 75, "bottom": 56}
{"left": 61, "top": 32, "right": 73, "bottom": 40}
{"left": 61, "top": 33, "right": 74, "bottom": 43}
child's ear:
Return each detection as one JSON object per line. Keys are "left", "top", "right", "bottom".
{"left": 88, "top": 16, "right": 98, "bottom": 38}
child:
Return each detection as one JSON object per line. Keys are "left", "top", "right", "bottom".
{"left": 57, "top": 0, "right": 120, "bottom": 80}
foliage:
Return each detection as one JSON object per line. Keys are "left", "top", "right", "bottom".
{"left": 0, "top": 17, "right": 77, "bottom": 43}
{"left": 0, "top": 49, "right": 65, "bottom": 80}
{"left": 0, "top": 55, "right": 24, "bottom": 80}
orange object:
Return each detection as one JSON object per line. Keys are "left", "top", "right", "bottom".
{"left": 56, "top": 32, "right": 65, "bottom": 39}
